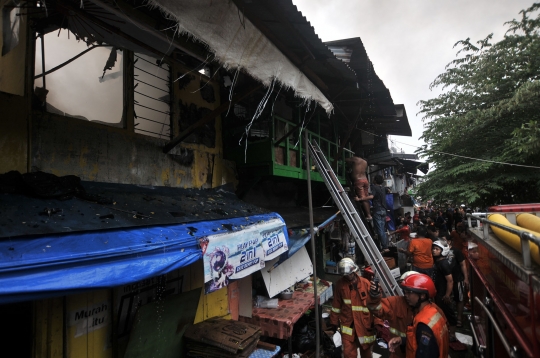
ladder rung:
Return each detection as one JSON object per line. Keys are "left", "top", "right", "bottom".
{"left": 308, "top": 140, "right": 401, "bottom": 297}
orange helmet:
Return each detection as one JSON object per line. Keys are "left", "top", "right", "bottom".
{"left": 400, "top": 273, "right": 436, "bottom": 298}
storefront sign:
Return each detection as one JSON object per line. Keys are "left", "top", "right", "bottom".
{"left": 69, "top": 300, "right": 110, "bottom": 337}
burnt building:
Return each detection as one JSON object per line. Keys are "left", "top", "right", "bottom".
{"left": 0, "top": 0, "right": 416, "bottom": 356}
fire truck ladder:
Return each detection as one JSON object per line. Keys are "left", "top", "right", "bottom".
{"left": 308, "top": 140, "right": 403, "bottom": 297}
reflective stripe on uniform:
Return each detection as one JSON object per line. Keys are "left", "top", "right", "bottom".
{"left": 427, "top": 312, "right": 443, "bottom": 329}
{"left": 390, "top": 327, "right": 406, "bottom": 338}
{"left": 343, "top": 298, "right": 352, "bottom": 304}
{"left": 331, "top": 307, "right": 341, "bottom": 314}
{"left": 351, "top": 305, "right": 369, "bottom": 313}
{"left": 358, "top": 335, "right": 376, "bottom": 344}
{"left": 341, "top": 325, "right": 353, "bottom": 335}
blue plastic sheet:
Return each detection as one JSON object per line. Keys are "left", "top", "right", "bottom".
{"left": 386, "top": 194, "right": 396, "bottom": 231}
{"left": 0, "top": 213, "right": 286, "bottom": 304}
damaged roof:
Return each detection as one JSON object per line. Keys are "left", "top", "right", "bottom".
{"left": 233, "top": 0, "right": 358, "bottom": 101}
{"left": 233, "top": 1, "right": 412, "bottom": 138}
{"left": 325, "top": 38, "right": 412, "bottom": 137}
{"left": 0, "top": 181, "right": 271, "bottom": 239}
{"left": 0, "top": 180, "right": 341, "bottom": 239}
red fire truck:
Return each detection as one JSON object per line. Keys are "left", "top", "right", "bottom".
{"left": 467, "top": 205, "right": 540, "bottom": 358}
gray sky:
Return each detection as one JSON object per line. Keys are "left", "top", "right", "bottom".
{"left": 293, "top": 0, "right": 534, "bottom": 155}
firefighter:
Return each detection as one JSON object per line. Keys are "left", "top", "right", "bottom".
{"left": 366, "top": 272, "right": 418, "bottom": 358}
{"left": 432, "top": 239, "right": 458, "bottom": 342}
{"left": 329, "top": 258, "right": 376, "bottom": 358}
{"left": 368, "top": 273, "right": 449, "bottom": 358}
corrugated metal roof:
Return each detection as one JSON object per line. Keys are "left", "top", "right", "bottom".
{"left": 233, "top": 0, "right": 358, "bottom": 98}
{"left": 233, "top": 1, "right": 412, "bottom": 138}
{"left": 326, "top": 38, "right": 396, "bottom": 114}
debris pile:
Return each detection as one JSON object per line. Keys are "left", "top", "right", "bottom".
{"left": 184, "top": 318, "right": 261, "bottom": 357}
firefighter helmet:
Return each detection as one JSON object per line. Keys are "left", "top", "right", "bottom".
{"left": 433, "top": 240, "right": 450, "bottom": 257}
{"left": 400, "top": 273, "right": 436, "bottom": 298}
{"left": 338, "top": 258, "right": 359, "bottom": 275}
{"left": 400, "top": 270, "right": 419, "bottom": 281}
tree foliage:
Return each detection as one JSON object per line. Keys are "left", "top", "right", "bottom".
{"left": 417, "top": 3, "right": 540, "bottom": 207}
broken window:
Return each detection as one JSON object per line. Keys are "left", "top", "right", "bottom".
{"left": 133, "top": 53, "right": 171, "bottom": 139}
{"left": 2, "top": 1, "right": 20, "bottom": 56}
{"left": 34, "top": 31, "right": 124, "bottom": 127}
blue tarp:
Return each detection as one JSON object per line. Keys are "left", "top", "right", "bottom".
{"left": 386, "top": 194, "right": 396, "bottom": 231}
{"left": 0, "top": 213, "right": 286, "bottom": 304}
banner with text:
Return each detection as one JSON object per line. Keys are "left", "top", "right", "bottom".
{"left": 202, "top": 219, "right": 288, "bottom": 294}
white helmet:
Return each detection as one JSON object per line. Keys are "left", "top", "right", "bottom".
{"left": 338, "top": 258, "right": 359, "bottom": 275}
{"left": 400, "top": 270, "right": 419, "bottom": 281}
{"left": 433, "top": 240, "right": 450, "bottom": 257}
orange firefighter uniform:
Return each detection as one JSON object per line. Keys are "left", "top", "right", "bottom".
{"left": 368, "top": 297, "right": 448, "bottom": 358}
{"left": 367, "top": 296, "right": 413, "bottom": 358}
{"left": 407, "top": 302, "right": 449, "bottom": 358}
{"left": 330, "top": 273, "right": 377, "bottom": 358}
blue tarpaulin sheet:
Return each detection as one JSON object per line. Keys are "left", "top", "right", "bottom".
{"left": 386, "top": 194, "right": 396, "bottom": 231}
{"left": 0, "top": 213, "right": 286, "bottom": 304}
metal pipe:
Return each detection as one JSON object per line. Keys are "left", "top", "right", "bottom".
{"left": 521, "top": 232, "right": 532, "bottom": 269}
{"left": 468, "top": 315, "right": 485, "bottom": 357}
{"left": 473, "top": 297, "right": 518, "bottom": 358}
{"left": 40, "top": 33, "right": 46, "bottom": 89}
{"left": 468, "top": 213, "right": 540, "bottom": 247}
{"left": 468, "top": 258, "right": 535, "bottom": 357}
{"left": 304, "top": 129, "right": 320, "bottom": 358}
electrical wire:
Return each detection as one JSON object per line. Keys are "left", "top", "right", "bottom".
{"left": 359, "top": 128, "right": 540, "bottom": 170}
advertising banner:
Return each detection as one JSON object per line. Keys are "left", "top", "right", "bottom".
{"left": 202, "top": 219, "right": 288, "bottom": 294}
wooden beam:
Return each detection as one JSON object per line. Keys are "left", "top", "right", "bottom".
{"left": 273, "top": 124, "right": 300, "bottom": 147}
{"left": 163, "top": 84, "right": 262, "bottom": 153}
{"left": 332, "top": 105, "right": 362, "bottom": 166}
{"left": 273, "top": 109, "right": 317, "bottom": 147}
{"left": 90, "top": 0, "right": 207, "bottom": 62}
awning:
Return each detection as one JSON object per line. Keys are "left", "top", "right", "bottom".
{"left": 147, "top": 0, "right": 333, "bottom": 113}
{"left": 366, "top": 151, "right": 428, "bottom": 175}
{"left": 0, "top": 213, "right": 286, "bottom": 304}
{"left": 399, "top": 159, "right": 429, "bottom": 175}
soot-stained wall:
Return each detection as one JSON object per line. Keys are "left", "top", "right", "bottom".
{"left": 30, "top": 115, "right": 222, "bottom": 189}
{"left": 27, "top": 58, "right": 226, "bottom": 189}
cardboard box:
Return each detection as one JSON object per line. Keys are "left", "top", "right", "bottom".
{"left": 384, "top": 257, "right": 396, "bottom": 269}
{"left": 184, "top": 317, "right": 260, "bottom": 354}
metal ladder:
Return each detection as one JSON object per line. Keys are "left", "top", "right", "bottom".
{"left": 308, "top": 140, "right": 403, "bottom": 297}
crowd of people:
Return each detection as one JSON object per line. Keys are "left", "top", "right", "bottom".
{"left": 329, "top": 206, "right": 475, "bottom": 357}
{"left": 332, "top": 156, "right": 475, "bottom": 357}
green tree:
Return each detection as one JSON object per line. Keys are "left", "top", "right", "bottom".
{"left": 417, "top": 3, "right": 540, "bottom": 207}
